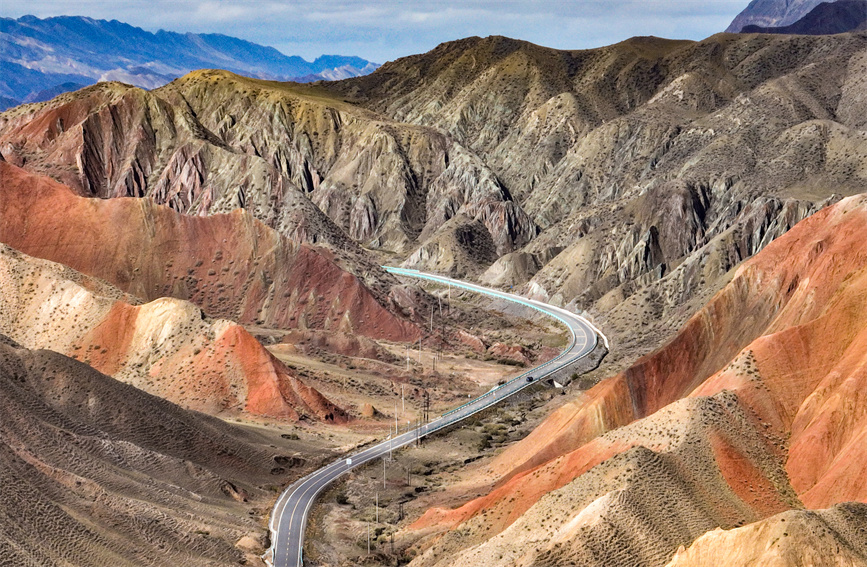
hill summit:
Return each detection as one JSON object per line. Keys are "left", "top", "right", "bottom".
{"left": 0, "top": 14, "right": 378, "bottom": 110}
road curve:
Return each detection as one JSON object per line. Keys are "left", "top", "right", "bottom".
{"left": 266, "top": 268, "right": 604, "bottom": 567}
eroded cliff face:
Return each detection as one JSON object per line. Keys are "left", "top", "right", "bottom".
{"left": 0, "top": 70, "right": 536, "bottom": 269}
{"left": 331, "top": 32, "right": 867, "bottom": 364}
{"left": 402, "top": 195, "right": 867, "bottom": 567}
{"left": 0, "top": 243, "right": 344, "bottom": 421}
{"left": 0, "top": 161, "right": 419, "bottom": 343}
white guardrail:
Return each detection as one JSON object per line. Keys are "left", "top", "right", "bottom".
{"left": 265, "top": 267, "right": 607, "bottom": 566}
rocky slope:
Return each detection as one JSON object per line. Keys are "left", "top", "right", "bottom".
{"left": 0, "top": 161, "right": 419, "bottom": 343}
{"left": 726, "top": 0, "right": 845, "bottom": 32}
{"left": 0, "top": 333, "right": 305, "bottom": 567}
{"left": 0, "top": 69, "right": 535, "bottom": 263}
{"left": 665, "top": 504, "right": 867, "bottom": 567}
{"left": 401, "top": 194, "right": 867, "bottom": 567}
{"left": 742, "top": 1, "right": 867, "bottom": 35}
{"left": 329, "top": 31, "right": 867, "bottom": 367}
{"left": 0, "top": 242, "right": 343, "bottom": 421}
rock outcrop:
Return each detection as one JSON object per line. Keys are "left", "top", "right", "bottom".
{"left": 0, "top": 161, "right": 419, "bottom": 343}
{"left": 404, "top": 195, "right": 867, "bottom": 567}
{"left": 0, "top": 242, "right": 344, "bottom": 421}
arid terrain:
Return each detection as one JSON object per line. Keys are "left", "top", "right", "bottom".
{"left": 391, "top": 194, "right": 867, "bottom": 567}
{"left": 5, "top": 31, "right": 865, "bottom": 375}
{"left": 1, "top": 16, "right": 866, "bottom": 567}
{"left": 0, "top": 332, "right": 324, "bottom": 567}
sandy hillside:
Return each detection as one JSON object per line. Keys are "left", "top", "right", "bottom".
{"left": 401, "top": 194, "right": 867, "bottom": 567}
{"left": 0, "top": 334, "right": 319, "bottom": 567}
{"left": 0, "top": 242, "right": 343, "bottom": 421}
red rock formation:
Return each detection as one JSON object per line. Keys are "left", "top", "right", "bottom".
{"left": 0, "top": 242, "right": 345, "bottom": 422}
{"left": 408, "top": 195, "right": 867, "bottom": 562}
{"left": 486, "top": 342, "right": 532, "bottom": 366}
{"left": 280, "top": 329, "right": 398, "bottom": 362}
{"left": 0, "top": 161, "right": 419, "bottom": 343}
{"left": 458, "top": 330, "right": 487, "bottom": 353}
{"left": 489, "top": 195, "right": 867, "bottom": 499}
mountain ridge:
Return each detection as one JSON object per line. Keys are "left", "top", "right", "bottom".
{"left": 741, "top": 0, "right": 867, "bottom": 34}
{"left": 725, "top": 0, "right": 843, "bottom": 32}
{"left": 0, "top": 14, "right": 379, "bottom": 110}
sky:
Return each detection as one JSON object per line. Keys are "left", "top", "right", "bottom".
{"left": 1, "top": 1, "right": 749, "bottom": 63}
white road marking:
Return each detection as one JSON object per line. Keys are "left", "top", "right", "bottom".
{"left": 266, "top": 268, "right": 605, "bottom": 567}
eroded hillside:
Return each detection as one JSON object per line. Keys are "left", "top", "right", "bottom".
{"left": 0, "top": 70, "right": 535, "bottom": 263}
{"left": 0, "top": 334, "right": 323, "bottom": 567}
{"left": 0, "top": 161, "right": 419, "bottom": 342}
{"left": 4, "top": 33, "right": 866, "bottom": 370}
{"left": 0, "top": 242, "right": 343, "bottom": 421}
{"left": 2, "top": 28, "right": 867, "bottom": 567}
{"left": 396, "top": 195, "right": 867, "bottom": 567}
{"left": 330, "top": 31, "right": 867, "bottom": 366}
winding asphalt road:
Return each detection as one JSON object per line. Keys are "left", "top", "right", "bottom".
{"left": 267, "top": 268, "right": 606, "bottom": 567}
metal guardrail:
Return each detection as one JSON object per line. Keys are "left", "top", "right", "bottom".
{"left": 266, "top": 267, "right": 603, "bottom": 567}
{"left": 383, "top": 266, "right": 592, "bottom": 418}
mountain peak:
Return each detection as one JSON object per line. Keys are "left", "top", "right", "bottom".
{"left": 0, "top": 14, "right": 379, "bottom": 111}
{"left": 740, "top": 0, "right": 867, "bottom": 34}
{"left": 725, "top": 0, "right": 850, "bottom": 32}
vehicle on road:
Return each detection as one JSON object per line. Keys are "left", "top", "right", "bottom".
{"left": 266, "top": 267, "right": 606, "bottom": 567}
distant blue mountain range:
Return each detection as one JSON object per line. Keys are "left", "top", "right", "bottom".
{"left": 0, "top": 15, "right": 379, "bottom": 110}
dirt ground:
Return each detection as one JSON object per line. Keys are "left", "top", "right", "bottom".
{"left": 301, "top": 385, "right": 581, "bottom": 566}
{"left": 243, "top": 283, "right": 580, "bottom": 567}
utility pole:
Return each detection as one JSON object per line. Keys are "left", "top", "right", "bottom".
{"left": 367, "top": 521, "right": 371, "bottom": 555}
{"left": 422, "top": 390, "right": 430, "bottom": 424}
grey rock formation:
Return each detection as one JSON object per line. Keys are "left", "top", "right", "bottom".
{"left": 725, "top": 0, "right": 840, "bottom": 32}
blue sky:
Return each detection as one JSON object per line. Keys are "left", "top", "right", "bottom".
{"left": 1, "top": 1, "right": 749, "bottom": 63}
